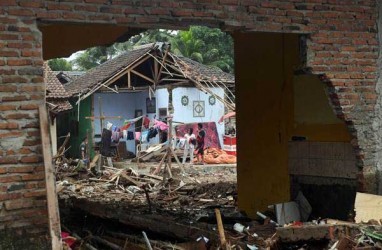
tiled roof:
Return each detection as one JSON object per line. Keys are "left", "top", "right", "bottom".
{"left": 46, "top": 99, "right": 73, "bottom": 113}
{"left": 44, "top": 62, "right": 72, "bottom": 113}
{"left": 64, "top": 42, "right": 235, "bottom": 97}
{"left": 172, "top": 55, "right": 235, "bottom": 84}
{"left": 64, "top": 44, "right": 156, "bottom": 96}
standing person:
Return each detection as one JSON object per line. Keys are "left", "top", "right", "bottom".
{"left": 182, "top": 128, "right": 196, "bottom": 166}
{"left": 79, "top": 136, "right": 89, "bottom": 165}
{"left": 195, "top": 123, "right": 206, "bottom": 164}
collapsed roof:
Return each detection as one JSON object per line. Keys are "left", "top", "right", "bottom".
{"left": 43, "top": 62, "right": 72, "bottom": 113}
{"left": 64, "top": 43, "right": 235, "bottom": 110}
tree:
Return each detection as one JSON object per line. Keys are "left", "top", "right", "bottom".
{"left": 71, "top": 27, "right": 234, "bottom": 73}
{"left": 48, "top": 58, "right": 73, "bottom": 71}
{"left": 171, "top": 26, "right": 234, "bottom": 73}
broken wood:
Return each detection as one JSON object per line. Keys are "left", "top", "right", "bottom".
{"left": 39, "top": 105, "right": 63, "bottom": 250}
{"left": 53, "top": 132, "right": 70, "bottom": 159}
{"left": 215, "top": 208, "right": 228, "bottom": 249}
{"left": 92, "top": 236, "right": 122, "bottom": 250}
{"left": 89, "top": 154, "right": 100, "bottom": 170}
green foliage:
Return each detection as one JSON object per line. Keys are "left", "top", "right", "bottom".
{"left": 72, "top": 26, "right": 234, "bottom": 73}
{"left": 48, "top": 58, "right": 72, "bottom": 71}
{"left": 171, "top": 26, "right": 234, "bottom": 73}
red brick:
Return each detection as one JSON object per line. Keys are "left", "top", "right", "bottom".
{"left": 0, "top": 105, "right": 18, "bottom": 111}
{"left": 7, "top": 59, "right": 31, "bottom": 66}
{"left": 0, "top": 131, "right": 23, "bottom": 138}
{"left": 5, "top": 113, "right": 30, "bottom": 119}
{"left": 8, "top": 9, "right": 34, "bottom": 16}
{"left": 20, "top": 156, "right": 41, "bottom": 163}
{"left": 4, "top": 199, "right": 34, "bottom": 210}
{"left": 18, "top": 1, "right": 43, "bottom": 8}
{"left": 20, "top": 104, "right": 39, "bottom": 110}
{"left": 0, "top": 174, "right": 21, "bottom": 182}
{"left": 2, "top": 76, "right": 28, "bottom": 83}
{"left": 2, "top": 95, "right": 28, "bottom": 102}
{"left": 24, "top": 189, "right": 46, "bottom": 198}
{"left": 0, "top": 123, "right": 18, "bottom": 129}
{"left": 21, "top": 173, "right": 45, "bottom": 181}
{"left": 7, "top": 166, "right": 35, "bottom": 173}
{"left": 19, "top": 85, "right": 44, "bottom": 92}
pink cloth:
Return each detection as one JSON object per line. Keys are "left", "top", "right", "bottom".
{"left": 135, "top": 132, "right": 141, "bottom": 141}
{"left": 154, "top": 119, "right": 169, "bottom": 131}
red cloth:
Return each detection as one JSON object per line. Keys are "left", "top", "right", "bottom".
{"left": 120, "top": 123, "right": 131, "bottom": 131}
{"left": 143, "top": 117, "right": 150, "bottom": 129}
{"left": 61, "top": 232, "right": 75, "bottom": 247}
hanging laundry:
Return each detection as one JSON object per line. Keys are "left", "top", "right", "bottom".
{"left": 141, "top": 131, "right": 149, "bottom": 142}
{"left": 127, "top": 131, "right": 134, "bottom": 140}
{"left": 123, "top": 130, "right": 127, "bottom": 140}
{"left": 111, "top": 131, "right": 121, "bottom": 143}
{"left": 120, "top": 122, "right": 131, "bottom": 131}
{"left": 147, "top": 127, "right": 158, "bottom": 142}
{"left": 154, "top": 119, "right": 169, "bottom": 131}
{"left": 143, "top": 116, "right": 150, "bottom": 129}
{"left": 135, "top": 132, "right": 141, "bottom": 141}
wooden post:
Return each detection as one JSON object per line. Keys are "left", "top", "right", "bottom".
{"left": 167, "top": 86, "right": 173, "bottom": 176}
{"left": 98, "top": 96, "right": 103, "bottom": 130}
{"left": 39, "top": 105, "right": 63, "bottom": 250}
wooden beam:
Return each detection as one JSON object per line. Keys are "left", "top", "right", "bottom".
{"left": 39, "top": 105, "right": 63, "bottom": 250}
{"left": 130, "top": 69, "right": 155, "bottom": 84}
{"left": 127, "top": 71, "right": 131, "bottom": 88}
{"left": 77, "top": 54, "right": 151, "bottom": 103}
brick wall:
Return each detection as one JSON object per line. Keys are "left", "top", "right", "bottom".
{"left": 0, "top": 0, "right": 379, "bottom": 242}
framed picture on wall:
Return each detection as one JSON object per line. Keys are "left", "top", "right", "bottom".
{"left": 193, "top": 101, "right": 205, "bottom": 117}
{"left": 146, "top": 97, "right": 156, "bottom": 113}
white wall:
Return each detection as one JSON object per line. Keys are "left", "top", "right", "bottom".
{"left": 94, "top": 92, "right": 155, "bottom": 154}
{"left": 93, "top": 87, "right": 225, "bottom": 154}
{"left": 156, "top": 87, "right": 225, "bottom": 146}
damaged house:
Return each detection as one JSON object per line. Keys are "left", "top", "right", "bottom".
{"left": 61, "top": 43, "right": 235, "bottom": 159}
{"left": 2, "top": 0, "right": 382, "bottom": 249}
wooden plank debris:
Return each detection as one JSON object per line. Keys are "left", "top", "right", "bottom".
{"left": 39, "top": 105, "right": 63, "bottom": 250}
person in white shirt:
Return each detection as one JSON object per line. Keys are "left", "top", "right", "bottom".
{"left": 182, "top": 128, "right": 196, "bottom": 166}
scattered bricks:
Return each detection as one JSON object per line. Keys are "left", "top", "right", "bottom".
{"left": 4, "top": 199, "right": 34, "bottom": 210}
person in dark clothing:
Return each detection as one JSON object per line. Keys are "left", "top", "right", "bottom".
{"left": 100, "top": 128, "right": 112, "bottom": 156}
{"left": 80, "top": 137, "right": 88, "bottom": 160}
{"left": 80, "top": 137, "right": 89, "bottom": 165}
{"left": 195, "top": 123, "right": 206, "bottom": 164}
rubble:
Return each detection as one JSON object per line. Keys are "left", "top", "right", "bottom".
{"left": 56, "top": 158, "right": 382, "bottom": 249}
